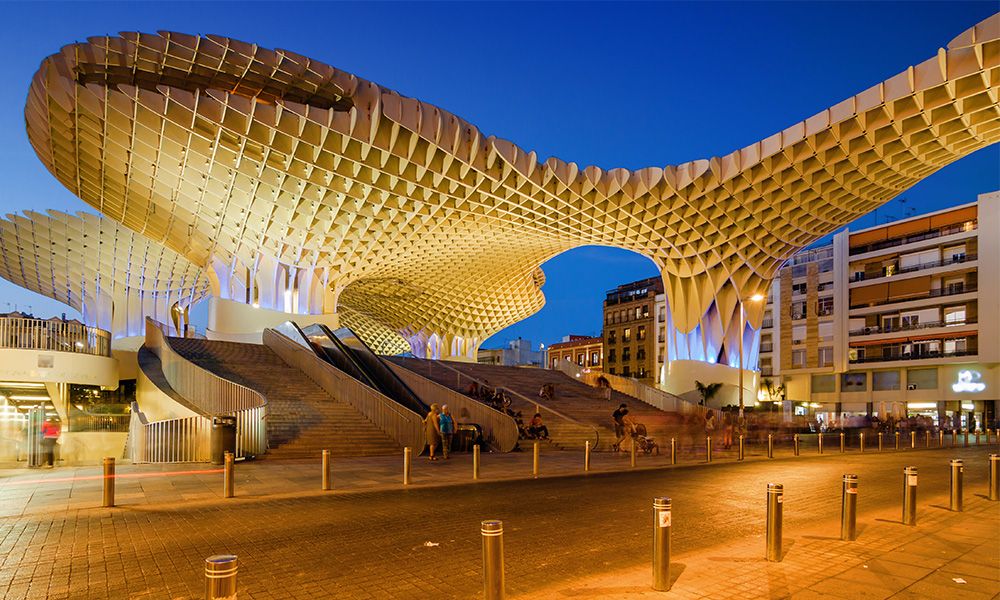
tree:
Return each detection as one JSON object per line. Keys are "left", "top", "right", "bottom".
{"left": 695, "top": 380, "right": 723, "bottom": 406}
{"left": 759, "top": 378, "right": 785, "bottom": 411}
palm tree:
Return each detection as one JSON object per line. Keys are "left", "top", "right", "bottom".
{"left": 695, "top": 380, "right": 723, "bottom": 406}
{"left": 760, "top": 378, "right": 785, "bottom": 411}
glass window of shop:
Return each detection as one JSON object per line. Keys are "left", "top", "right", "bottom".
{"left": 906, "top": 368, "right": 937, "bottom": 390}
{"left": 811, "top": 374, "right": 835, "bottom": 393}
{"left": 841, "top": 372, "right": 867, "bottom": 391}
{"left": 873, "top": 370, "right": 900, "bottom": 391}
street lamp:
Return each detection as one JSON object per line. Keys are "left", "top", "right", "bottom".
{"left": 738, "top": 292, "right": 765, "bottom": 419}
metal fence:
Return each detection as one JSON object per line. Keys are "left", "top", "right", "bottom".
{"left": 554, "top": 358, "right": 704, "bottom": 416}
{"left": 128, "top": 404, "right": 211, "bottom": 463}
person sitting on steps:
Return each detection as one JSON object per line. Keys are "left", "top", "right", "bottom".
{"left": 612, "top": 403, "right": 628, "bottom": 451}
{"left": 527, "top": 413, "right": 549, "bottom": 440}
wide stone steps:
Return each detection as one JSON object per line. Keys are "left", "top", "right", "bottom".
{"left": 166, "top": 338, "right": 402, "bottom": 457}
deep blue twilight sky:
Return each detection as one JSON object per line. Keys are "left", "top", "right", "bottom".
{"left": 0, "top": 2, "right": 996, "bottom": 348}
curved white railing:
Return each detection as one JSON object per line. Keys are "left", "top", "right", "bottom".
{"left": 128, "top": 402, "right": 211, "bottom": 463}
{"left": 386, "top": 361, "right": 519, "bottom": 452}
{"left": 555, "top": 358, "right": 703, "bottom": 416}
{"left": 140, "top": 319, "right": 267, "bottom": 459}
{"left": 0, "top": 316, "right": 111, "bottom": 357}
{"left": 263, "top": 327, "right": 424, "bottom": 450}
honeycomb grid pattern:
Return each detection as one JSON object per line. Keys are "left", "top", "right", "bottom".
{"left": 14, "top": 15, "right": 1000, "bottom": 357}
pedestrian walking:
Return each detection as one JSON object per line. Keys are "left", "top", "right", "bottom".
{"left": 41, "top": 417, "right": 61, "bottom": 468}
{"left": 424, "top": 404, "right": 443, "bottom": 461}
{"left": 612, "top": 403, "right": 628, "bottom": 451}
{"left": 439, "top": 405, "right": 455, "bottom": 459}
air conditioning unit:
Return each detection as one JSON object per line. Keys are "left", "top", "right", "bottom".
{"left": 907, "top": 384, "right": 917, "bottom": 390}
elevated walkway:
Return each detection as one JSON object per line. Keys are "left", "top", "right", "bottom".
{"left": 165, "top": 338, "right": 402, "bottom": 458}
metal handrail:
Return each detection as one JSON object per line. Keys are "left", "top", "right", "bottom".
{"left": 849, "top": 318, "right": 978, "bottom": 337}
{"left": 426, "top": 359, "right": 601, "bottom": 449}
{"left": 0, "top": 316, "right": 111, "bottom": 357}
{"left": 554, "top": 358, "right": 704, "bottom": 416}
{"left": 143, "top": 318, "right": 267, "bottom": 458}
{"left": 849, "top": 283, "right": 978, "bottom": 309}
{"left": 386, "top": 361, "right": 519, "bottom": 452}
{"left": 850, "top": 253, "right": 978, "bottom": 282}
{"left": 262, "top": 328, "right": 424, "bottom": 450}
{"left": 128, "top": 402, "right": 211, "bottom": 463}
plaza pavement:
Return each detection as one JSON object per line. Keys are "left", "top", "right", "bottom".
{"left": 0, "top": 440, "right": 996, "bottom": 598}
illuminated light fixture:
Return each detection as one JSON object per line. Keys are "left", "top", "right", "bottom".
{"left": 8, "top": 395, "right": 50, "bottom": 401}
{"left": 907, "top": 402, "right": 937, "bottom": 410}
{"left": 749, "top": 293, "right": 765, "bottom": 303}
{"left": 74, "top": 341, "right": 84, "bottom": 348}
{"left": 951, "top": 370, "right": 985, "bottom": 393}
{"left": 0, "top": 382, "right": 46, "bottom": 388}
{"left": 961, "top": 402, "right": 975, "bottom": 410}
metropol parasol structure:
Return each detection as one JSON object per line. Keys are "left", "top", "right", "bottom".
{"left": 2, "top": 14, "right": 997, "bottom": 392}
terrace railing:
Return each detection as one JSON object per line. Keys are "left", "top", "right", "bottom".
{"left": 0, "top": 316, "right": 111, "bottom": 357}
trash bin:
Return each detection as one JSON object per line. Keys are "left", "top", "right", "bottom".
{"left": 454, "top": 424, "right": 482, "bottom": 452}
{"left": 211, "top": 416, "right": 237, "bottom": 465}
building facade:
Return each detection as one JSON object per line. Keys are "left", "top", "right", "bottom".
{"left": 476, "top": 338, "right": 544, "bottom": 367}
{"left": 760, "top": 191, "right": 999, "bottom": 430}
{"left": 602, "top": 278, "right": 667, "bottom": 383}
{"left": 547, "top": 335, "right": 603, "bottom": 371}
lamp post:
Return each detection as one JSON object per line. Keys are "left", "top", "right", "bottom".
{"left": 738, "top": 293, "right": 765, "bottom": 420}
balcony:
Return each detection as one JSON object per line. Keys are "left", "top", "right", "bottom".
{"left": 849, "top": 349, "right": 976, "bottom": 364}
{"left": 0, "top": 316, "right": 111, "bottom": 357}
{"left": 849, "top": 283, "right": 977, "bottom": 309}
{"left": 849, "top": 317, "right": 978, "bottom": 337}
{"left": 848, "top": 221, "right": 977, "bottom": 256}
{"left": 761, "top": 319, "right": 774, "bottom": 329}
{"left": 851, "top": 253, "right": 977, "bottom": 282}
{"left": 760, "top": 343, "right": 774, "bottom": 353}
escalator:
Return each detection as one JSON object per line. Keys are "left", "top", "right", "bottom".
{"left": 298, "top": 323, "right": 429, "bottom": 417}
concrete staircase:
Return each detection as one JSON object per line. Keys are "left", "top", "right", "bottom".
{"left": 167, "top": 338, "right": 402, "bottom": 459}
{"left": 389, "top": 358, "right": 678, "bottom": 451}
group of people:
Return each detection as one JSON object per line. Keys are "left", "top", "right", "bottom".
{"left": 422, "top": 403, "right": 456, "bottom": 460}
{"left": 464, "top": 380, "right": 511, "bottom": 412}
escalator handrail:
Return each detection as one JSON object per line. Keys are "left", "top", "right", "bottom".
{"left": 328, "top": 326, "right": 429, "bottom": 415}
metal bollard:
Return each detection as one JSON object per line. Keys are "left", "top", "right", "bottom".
{"left": 584, "top": 441, "right": 590, "bottom": 472}
{"left": 975, "top": 430, "right": 981, "bottom": 446}
{"left": 894, "top": 431, "right": 899, "bottom": 450}
{"left": 925, "top": 430, "right": 931, "bottom": 448}
{"left": 818, "top": 433, "right": 824, "bottom": 454}
{"left": 859, "top": 432, "right": 865, "bottom": 453}
{"left": 670, "top": 438, "right": 677, "bottom": 465}
{"left": 322, "top": 449, "right": 332, "bottom": 491}
{"left": 205, "top": 554, "right": 238, "bottom": 600}
{"left": 793, "top": 434, "right": 800, "bottom": 456}
{"left": 840, "top": 432, "right": 845, "bottom": 453}
{"left": 652, "top": 497, "right": 672, "bottom": 591}
{"left": 223, "top": 451, "right": 234, "bottom": 499}
{"left": 403, "top": 447, "right": 412, "bottom": 485}
{"left": 964, "top": 429, "right": 969, "bottom": 448}
{"left": 989, "top": 454, "right": 999, "bottom": 501}
{"left": 533, "top": 441, "right": 540, "bottom": 478}
{"left": 950, "top": 459, "right": 963, "bottom": 512}
{"left": 631, "top": 440, "right": 638, "bottom": 467}
{"left": 841, "top": 474, "right": 858, "bottom": 541}
{"left": 481, "top": 520, "right": 505, "bottom": 600}
{"left": 767, "top": 433, "right": 774, "bottom": 459}
{"left": 102, "top": 457, "right": 115, "bottom": 508}
{"left": 910, "top": 431, "right": 916, "bottom": 449}
{"left": 902, "top": 466, "right": 917, "bottom": 526}
{"left": 878, "top": 432, "right": 883, "bottom": 452}
{"left": 938, "top": 430, "right": 944, "bottom": 447}
{"left": 766, "top": 483, "right": 783, "bottom": 562}
{"left": 952, "top": 429, "right": 958, "bottom": 448}
{"left": 474, "top": 445, "right": 481, "bottom": 480}
{"left": 705, "top": 436, "right": 712, "bottom": 463}
{"left": 738, "top": 434, "right": 745, "bottom": 461}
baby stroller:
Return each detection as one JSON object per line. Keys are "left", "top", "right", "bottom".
{"left": 633, "top": 424, "right": 659, "bottom": 455}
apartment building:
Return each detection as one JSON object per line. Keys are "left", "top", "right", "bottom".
{"left": 759, "top": 191, "right": 999, "bottom": 430}
{"left": 546, "top": 335, "right": 603, "bottom": 370}
{"left": 601, "top": 277, "right": 667, "bottom": 383}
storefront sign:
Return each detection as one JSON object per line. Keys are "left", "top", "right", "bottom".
{"left": 951, "top": 370, "right": 985, "bottom": 393}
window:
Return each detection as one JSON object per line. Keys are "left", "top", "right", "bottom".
{"left": 901, "top": 314, "right": 919, "bottom": 329}
{"left": 906, "top": 368, "right": 937, "bottom": 390}
{"left": 760, "top": 358, "right": 773, "bottom": 376}
{"left": 636, "top": 367, "right": 647, "bottom": 379}
{"left": 637, "top": 325, "right": 646, "bottom": 341}
{"left": 882, "top": 315, "right": 900, "bottom": 332}
{"left": 623, "top": 328, "right": 632, "bottom": 343}
{"left": 817, "top": 281, "right": 834, "bottom": 292}
{"left": 622, "top": 366, "right": 631, "bottom": 377}
{"left": 819, "top": 259, "right": 833, "bottom": 273}
{"left": 605, "top": 313, "right": 613, "bottom": 325}
{"left": 791, "top": 301, "right": 807, "bottom": 320}
{"left": 608, "top": 368, "right": 616, "bottom": 375}
{"left": 818, "top": 347, "right": 833, "bottom": 367}
{"left": 792, "top": 264, "right": 807, "bottom": 277}
{"left": 943, "top": 338, "right": 968, "bottom": 355}
{"left": 607, "top": 330, "right": 616, "bottom": 345}
{"left": 590, "top": 351, "right": 599, "bottom": 365}
{"left": 641, "top": 304, "right": 650, "bottom": 318}
{"left": 792, "top": 325, "right": 806, "bottom": 345}
{"left": 551, "top": 357, "right": 558, "bottom": 368}
{"left": 658, "top": 307, "right": 666, "bottom": 323}
{"left": 841, "top": 373, "right": 868, "bottom": 391}
{"left": 818, "top": 322, "right": 833, "bottom": 342}
{"left": 622, "top": 347, "right": 631, "bottom": 361}
{"left": 811, "top": 374, "right": 835, "bottom": 393}
{"left": 873, "top": 370, "right": 900, "bottom": 391}
{"left": 848, "top": 347, "right": 865, "bottom": 362}
{"left": 792, "top": 282, "right": 807, "bottom": 295}
{"left": 607, "top": 349, "right": 616, "bottom": 363}
{"left": 792, "top": 349, "right": 806, "bottom": 368}
{"left": 944, "top": 306, "right": 966, "bottom": 325}
{"left": 944, "top": 244, "right": 966, "bottom": 263}
{"left": 577, "top": 353, "right": 584, "bottom": 366}
{"left": 817, "top": 297, "right": 834, "bottom": 316}
{"left": 852, "top": 270, "right": 865, "bottom": 282}
{"left": 944, "top": 278, "right": 965, "bottom": 294}
{"left": 636, "top": 348, "right": 646, "bottom": 361}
